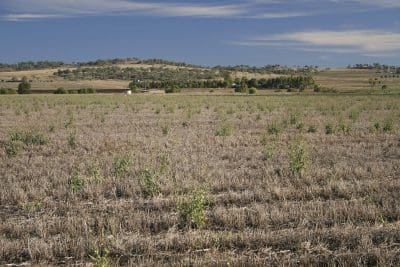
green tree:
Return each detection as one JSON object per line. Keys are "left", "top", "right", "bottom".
{"left": 17, "top": 77, "right": 31, "bottom": 94}
{"left": 128, "top": 81, "right": 139, "bottom": 93}
{"left": 223, "top": 74, "right": 233, "bottom": 88}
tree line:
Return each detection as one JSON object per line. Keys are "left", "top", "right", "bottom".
{"left": 55, "top": 66, "right": 226, "bottom": 81}
{"left": 129, "top": 76, "right": 315, "bottom": 90}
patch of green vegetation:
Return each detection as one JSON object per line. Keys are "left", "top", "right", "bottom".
{"left": 177, "top": 188, "right": 208, "bottom": 229}
{"left": 215, "top": 125, "right": 233, "bottom": 137}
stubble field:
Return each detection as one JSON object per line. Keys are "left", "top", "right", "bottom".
{"left": 0, "top": 94, "right": 399, "bottom": 266}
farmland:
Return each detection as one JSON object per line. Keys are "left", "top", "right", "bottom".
{"left": 1, "top": 61, "right": 399, "bottom": 94}
{"left": 1, "top": 94, "right": 399, "bottom": 266}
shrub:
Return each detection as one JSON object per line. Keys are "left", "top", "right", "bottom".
{"left": 10, "top": 130, "right": 48, "bottom": 146}
{"left": 90, "top": 247, "right": 110, "bottom": 267}
{"left": 382, "top": 120, "right": 393, "bottom": 133}
{"left": 138, "top": 169, "right": 161, "bottom": 198}
{"left": 68, "top": 90, "right": 78, "bottom": 94}
{"left": 54, "top": 87, "right": 67, "bottom": 94}
{"left": 325, "top": 124, "right": 335, "bottom": 135}
{"left": 68, "top": 132, "right": 77, "bottom": 149}
{"left": 313, "top": 84, "right": 321, "bottom": 92}
{"left": 128, "top": 81, "right": 140, "bottom": 93}
{"left": 78, "top": 88, "right": 96, "bottom": 94}
{"left": 177, "top": 188, "right": 207, "bottom": 229}
{"left": 0, "top": 88, "right": 16, "bottom": 94}
{"left": 69, "top": 174, "right": 86, "bottom": 193}
{"left": 249, "top": 87, "right": 257, "bottom": 94}
{"left": 4, "top": 130, "right": 48, "bottom": 157}
{"left": 112, "top": 156, "right": 131, "bottom": 177}
{"left": 17, "top": 77, "right": 31, "bottom": 94}
{"left": 234, "top": 83, "right": 248, "bottom": 93}
{"left": 289, "top": 140, "right": 309, "bottom": 176}
{"left": 165, "top": 85, "right": 181, "bottom": 94}
{"left": 4, "top": 140, "right": 23, "bottom": 157}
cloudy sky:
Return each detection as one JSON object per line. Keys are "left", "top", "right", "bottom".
{"left": 0, "top": 0, "right": 399, "bottom": 66}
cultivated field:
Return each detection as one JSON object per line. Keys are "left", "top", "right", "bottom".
{"left": 2, "top": 64, "right": 399, "bottom": 93}
{"left": 0, "top": 94, "right": 399, "bottom": 266}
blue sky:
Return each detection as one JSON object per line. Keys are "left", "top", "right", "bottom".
{"left": 0, "top": 0, "right": 399, "bottom": 66}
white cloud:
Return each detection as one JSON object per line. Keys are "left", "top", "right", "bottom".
{"left": 232, "top": 30, "right": 400, "bottom": 55}
{"left": 248, "top": 11, "right": 313, "bottom": 19}
{"left": 352, "top": 0, "right": 400, "bottom": 8}
{"left": 1, "top": 0, "right": 247, "bottom": 20}
{"left": 2, "top": 13, "right": 62, "bottom": 21}
{"left": 2, "top": 0, "right": 398, "bottom": 21}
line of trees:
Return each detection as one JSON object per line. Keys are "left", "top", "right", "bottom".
{"left": 128, "top": 76, "right": 315, "bottom": 90}
{"left": 0, "top": 61, "right": 65, "bottom": 72}
{"left": 55, "top": 66, "right": 226, "bottom": 81}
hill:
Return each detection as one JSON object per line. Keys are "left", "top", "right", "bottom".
{"left": 0, "top": 59, "right": 399, "bottom": 93}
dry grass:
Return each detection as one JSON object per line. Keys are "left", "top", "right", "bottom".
{"left": 0, "top": 94, "right": 399, "bottom": 266}
{"left": 314, "top": 68, "right": 400, "bottom": 92}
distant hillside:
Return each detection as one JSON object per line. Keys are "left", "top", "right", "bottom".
{"left": 0, "top": 58, "right": 399, "bottom": 93}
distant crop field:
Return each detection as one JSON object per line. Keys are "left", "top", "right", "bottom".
{"left": 2, "top": 65, "right": 399, "bottom": 94}
{"left": 1, "top": 95, "right": 399, "bottom": 266}
{"left": 314, "top": 69, "right": 400, "bottom": 93}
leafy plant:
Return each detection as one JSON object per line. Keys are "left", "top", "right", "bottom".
{"left": 215, "top": 125, "right": 233, "bottom": 137}
{"left": 54, "top": 87, "right": 67, "bottom": 94}
{"left": 138, "top": 169, "right": 161, "bottom": 198}
{"left": 112, "top": 156, "right": 131, "bottom": 177}
{"left": 69, "top": 174, "right": 86, "bottom": 193}
{"left": 249, "top": 87, "right": 257, "bottom": 94}
{"left": 382, "top": 120, "right": 393, "bottom": 133}
{"left": 177, "top": 188, "right": 207, "bottom": 229}
{"left": 68, "top": 132, "right": 77, "bottom": 149}
{"left": 289, "top": 140, "right": 309, "bottom": 176}
{"left": 89, "top": 247, "right": 110, "bottom": 267}
{"left": 4, "top": 130, "right": 48, "bottom": 157}
{"left": 325, "top": 124, "right": 335, "bottom": 135}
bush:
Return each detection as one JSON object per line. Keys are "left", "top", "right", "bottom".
{"left": 325, "top": 124, "right": 335, "bottom": 135}
{"left": 4, "top": 130, "right": 48, "bottom": 157}
{"left": 89, "top": 247, "right": 110, "bottom": 267}
{"left": 17, "top": 77, "right": 31, "bottom": 94}
{"left": 177, "top": 188, "right": 207, "bottom": 229}
{"left": 382, "top": 120, "right": 393, "bottom": 133}
{"left": 289, "top": 140, "right": 309, "bottom": 176}
{"left": 249, "top": 87, "right": 257, "bottom": 94}
{"left": 128, "top": 81, "right": 140, "bottom": 93}
{"left": 138, "top": 169, "right": 161, "bottom": 198}
{"left": 10, "top": 130, "right": 48, "bottom": 146}
{"left": 68, "top": 90, "right": 78, "bottom": 94}
{"left": 234, "top": 83, "right": 248, "bottom": 93}
{"left": 4, "top": 140, "right": 23, "bottom": 157}
{"left": 112, "top": 156, "right": 131, "bottom": 177}
{"left": 54, "top": 87, "right": 67, "bottom": 94}
{"left": 77, "top": 88, "right": 96, "bottom": 94}
{"left": 0, "top": 88, "right": 16, "bottom": 94}
{"left": 68, "top": 132, "right": 77, "bottom": 149}
{"left": 69, "top": 174, "right": 86, "bottom": 193}
{"left": 165, "top": 85, "right": 181, "bottom": 94}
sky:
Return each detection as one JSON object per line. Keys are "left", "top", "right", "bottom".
{"left": 0, "top": 0, "right": 399, "bottom": 67}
